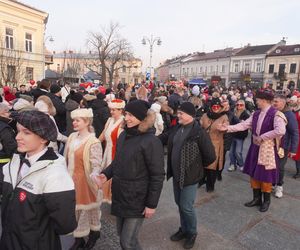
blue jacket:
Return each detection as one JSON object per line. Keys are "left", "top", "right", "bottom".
{"left": 283, "top": 110, "right": 298, "bottom": 153}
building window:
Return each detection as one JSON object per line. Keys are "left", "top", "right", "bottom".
{"left": 199, "top": 67, "right": 202, "bottom": 73}
{"left": 290, "top": 63, "right": 297, "bottom": 74}
{"left": 25, "top": 33, "right": 32, "bottom": 52}
{"left": 216, "top": 65, "right": 219, "bottom": 73}
{"left": 122, "top": 65, "right": 126, "bottom": 73}
{"left": 234, "top": 63, "right": 239, "bottom": 73}
{"left": 57, "top": 64, "right": 60, "bottom": 72}
{"left": 244, "top": 63, "right": 251, "bottom": 73}
{"left": 278, "top": 64, "right": 286, "bottom": 78}
{"left": 121, "top": 78, "right": 126, "bottom": 84}
{"left": 294, "top": 48, "right": 300, "bottom": 53}
{"left": 25, "top": 67, "right": 34, "bottom": 81}
{"left": 5, "top": 28, "right": 14, "bottom": 49}
{"left": 210, "top": 66, "right": 214, "bottom": 73}
{"left": 187, "top": 68, "right": 189, "bottom": 75}
{"left": 221, "top": 65, "right": 225, "bottom": 73}
{"left": 7, "top": 65, "right": 16, "bottom": 82}
{"left": 268, "top": 64, "right": 274, "bottom": 73}
{"left": 256, "top": 62, "right": 262, "bottom": 72}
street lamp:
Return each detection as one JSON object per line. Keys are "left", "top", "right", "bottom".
{"left": 142, "top": 35, "right": 162, "bottom": 77}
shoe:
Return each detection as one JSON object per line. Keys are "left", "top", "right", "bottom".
{"left": 275, "top": 186, "right": 283, "bottom": 198}
{"left": 244, "top": 189, "right": 262, "bottom": 207}
{"left": 217, "top": 172, "right": 222, "bottom": 181}
{"left": 69, "top": 238, "right": 85, "bottom": 250}
{"left": 170, "top": 228, "right": 186, "bottom": 241}
{"left": 183, "top": 234, "right": 197, "bottom": 249}
{"left": 293, "top": 169, "right": 300, "bottom": 179}
{"left": 84, "top": 231, "right": 100, "bottom": 250}
{"left": 206, "top": 186, "right": 214, "bottom": 193}
{"left": 260, "top": 192, "right": 271, "bottom": 212}
{"left": 228, "top": 164, "right": 236, "bottom": 172}
{"left": 198, "top": 178, "right": 206, "bottom": 188}
{"left": 239, "top": 166, "right": 244, "bottom": 171}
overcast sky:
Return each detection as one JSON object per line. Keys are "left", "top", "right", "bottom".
{"left": 25, "top": 0, "right": 300, "bottom": 69}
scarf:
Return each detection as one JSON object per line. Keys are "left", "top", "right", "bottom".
{"left": 207, "top": 109, "right": 226, "bottom": 120}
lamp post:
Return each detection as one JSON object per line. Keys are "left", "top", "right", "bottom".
{"left": 142, "top": 35, "right": 161, "bottom": 78}
{"left": 43, "top": 35, "right": 54, "bottom": 78}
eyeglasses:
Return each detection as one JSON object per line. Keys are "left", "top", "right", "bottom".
{"left": 236, "top": 104, "right": 244, "bottom": 107}
{"left": 212, "top": 105, "right": 221, "bottom": 109}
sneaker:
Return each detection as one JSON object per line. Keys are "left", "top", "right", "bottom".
{"left": 183, "top": 234, "right": 197, "bottom": 249}
{"left": 228, "top": 164, "right": 236, "bottom": 172}
{"left": 275, "top": 186, "right": 283, "bottom": 198}
{"left": 239, "top": 166, "right": 244, "bottom": 171}
{"left": 170, "top": 228, "right": 186, "bottom": 241}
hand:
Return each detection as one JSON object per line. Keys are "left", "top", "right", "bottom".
{"left": 143, "top": 207, "right": 156, "bottom": 219}
{"left": 289, "top": 152, "right": 296, "bottom": 158}
{"left": 217, "top": 123, "right": 228, "bottom": 132}
{"left": 253, "top": 135, "right": 263, "bottom": 145}
{"left": 91, "top": 174, "right": 107, "bottom": 189}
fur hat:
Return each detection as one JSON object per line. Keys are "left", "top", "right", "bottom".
{"left": 69, "top": 90, "right": 83, "bottom": 104}
{"left": 192, "top": 86, "right": 200, "bottom": 96}
{"left": 71, "top": 108, "right": 93, "bottom": 119}
{"left": 15, "top": 110, "right": 57, "bottom": 142}
{"left": 125, "top": 100, "right": 150, "bottom": 121}
{"left": 155, "top": 96, "right": 167, "bottom": 105}
{"left": 178, "top": 102, "right": 196, "bottom": 117}
{"left": 150, "top": 103, "right": 161, "bottom": 113}
{"left": 108, "top": 99, "right": 125, "bottom": 109}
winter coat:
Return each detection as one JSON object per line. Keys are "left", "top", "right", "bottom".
{"left": 31, "top": 88, "right": 49, "bottom": 103}
{"left": 168, "top": 93, "right": 183, "bottom": 112}
{"left": 89, "top": 98, "right": 110, "bottom": 138}
{"left": 102, "top": 114, "right": 165, "bottom": 218}
{"left": 223, "top": 111, "right": 239, "bottom": 152}
{"left": 200, "top": 113, "right": 228, "bottom": 170}
{"left": 231, "top": 110, "right": 250, "bottom": 140}
{"left": 65, "top": 99, "right": 80, "bottom": 136}
{"left": 0, "top": 117, "right": 17, "bottom": 162}
{"left": 48, "top": 93, "right": 66, "bottom": 133}
{"left": 282, "top": 109, "right": 298, "bottom": 154}
{"left": 0, "top": 148, "right": 77, "bottom": 250}
{"left": 160, "top": 121, "right": 216, "bottom": 186}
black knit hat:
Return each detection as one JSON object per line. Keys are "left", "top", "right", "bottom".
{"left": 69, "top": 90, "right": 83, "bottom": 104}
{"left": 178, "top": 102, "right": 196, "bottom": 117}
{"left": 256, "top": 88, "right": 274, "bottom": 101}
{"left": 15, "top": 110, "right": 58, "bottom": 142}
{"left": 210, "top": 98, "right": 223, "bottom": 107}
{"left": 125, "top": 100, "right": 150, "bottom": 121}
{"left": 50, "top": 84, "right": 61, "bottom": 94}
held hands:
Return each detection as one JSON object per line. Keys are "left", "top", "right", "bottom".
{"left": 252, "top": 135, "right": 263, "bottom": 145}
{"left": 217, "top": 123, "right": 228, "bottom": 132}
{"left": 143, "top": 207, "right": 156, "bottom": 219}
{"left": 91, "top": 173, "right": 107, "bottom": 189}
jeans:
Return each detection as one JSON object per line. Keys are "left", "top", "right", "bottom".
{"left": 229, "top": 138, "right": 244, "bottom": 167}
{"left": 116, "top": 217, "right": 144, "bottom": 250}
{"left": 173, "top": 180, "right": 198, "bottom": 235}
{"left": 277, "top": 150, "right": 288, "bottom": 186}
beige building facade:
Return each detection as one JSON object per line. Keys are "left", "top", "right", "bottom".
{"left": 0, "top": 0, "right": 48, "bottom": 86}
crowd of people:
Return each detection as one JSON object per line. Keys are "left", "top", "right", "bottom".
{"left": 0, "top": 78, "right": 299, "bottom": 250}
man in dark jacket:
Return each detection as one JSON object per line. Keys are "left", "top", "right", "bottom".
{"left": 48, "top": 84, "right": 67, "bottom": 133}
{"left": 94, "top": 100, "right": 165, "bottom": 250}
{"left": 159, "top": 102, "right": 216, "bottom": 249}
{"left": 273, "top": 95, "right": 299, "bottom": 198}
{"left": 0, "top": 110, "right": 77, "bottom": 250}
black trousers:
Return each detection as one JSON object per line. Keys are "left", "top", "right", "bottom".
{"left": 277, "top": 151, "right": 288, "bottom": 186}
{"left": 205, "top": 169, "right": 217, "bottom": 191}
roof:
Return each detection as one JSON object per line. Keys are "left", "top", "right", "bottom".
{"left": 234, "top": 44, "right": 275, "bottom": 56}
{"left": 7, "top": 0, "right": 47, "bottom": 14}
{"left": 268, "top": 44, "right": 300, "bottom": 57}
{"left": 45, "top": 69, "right": 61, "bottom": 79}
{"left": 185, "top": 48, "right": 239, "bottom": 63}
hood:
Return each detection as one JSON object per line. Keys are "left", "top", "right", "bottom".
{"left": 65, "top": 99, "right": 80, "bottom": 111}
{"left": 13, "top": 98, "right": 34, "bottom": 111}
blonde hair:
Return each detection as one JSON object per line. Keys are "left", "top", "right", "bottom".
{"left": 36, "top": 95, "right": 56, "bottom": 116}
{"left": 77, "top": 117, "right": 94, "bottom": 133}
{"left": 234, "top": 99, "right": 246, "bottom": 118}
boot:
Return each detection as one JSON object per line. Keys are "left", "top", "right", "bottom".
{"left": 293, "top": 168, "right": 300, "bottom": 179}
{"left": 260, "top": 192, "right": 271, "bottom": 212}
{"left": 69, "top": 238, "right": 85, "bottom": 250}
{"left": 183, "top": 233, "right": 197, "bottom": 249}
{"left": 244, "top": 189, "right": 262, "bottom": 207}
{"left": 84, "top": 231, "right": 100, "bottom": 250}
{"left": 170, "top": 227, "right": 186, "bottom": 241}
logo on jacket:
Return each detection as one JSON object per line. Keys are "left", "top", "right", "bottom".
{"left": 19, "top": 191, "right": 27, "bottom": 202}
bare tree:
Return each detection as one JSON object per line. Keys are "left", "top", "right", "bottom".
{"left": 86, "top": 22, "right": 133, "bottom": 87}
{"left": 0, "top": 38, "right": 26, "bottom": 87}
{"left": 61, "top": 50, "right": 84, "bottom": 83}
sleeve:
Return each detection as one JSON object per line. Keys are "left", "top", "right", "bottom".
{"left": 288, "top": 113, "right": 299, "bottom": 153}
{"left": 0, "top": 128, "right": 17, "bottom": 157}
{"left": 89, "top": 142, "right": 103, "bottom": 174}
{"left": 143, "top": 137, "right": 165, "bottom": 209}
{"left": 43, "top": 169, "right": 77, "bottom": 235}
{"left": 198, "top": 129, "right": 216, "bottom": 167}
{"left": 227, "top": 114, "right": 253, "bottom": 133}
{"left": 260, "top": 114, "right": 286, "bottom": 141}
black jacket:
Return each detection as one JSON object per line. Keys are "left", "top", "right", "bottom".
{"left": 48, "top": 93, "right": 66, "bottom": 133}
{"left": 232, "top": 110, "right": 250, "bottom": 140}
{"left": 89, "top": 98, "right": 110, "bottom": 137}
{"left": 65, "top": 99, "right": 80, "bottom": 136}
{"left": 0, "top": 117, "right": 17, "bottom": 160}
{"left": 0, "top": 148, "right": 77, "bottom": 250}
{"left": 160, "top": 121, "right": 216, "bottom": 187}
{"left": 31, "top": 88, "right": 49, "bottom": 103}
{"left": 103, "top": 127, "right": 165, "bottom": 218}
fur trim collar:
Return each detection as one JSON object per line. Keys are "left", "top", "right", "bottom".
{"left": 138, "top": 110, "right": 156, "bottom": 133}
